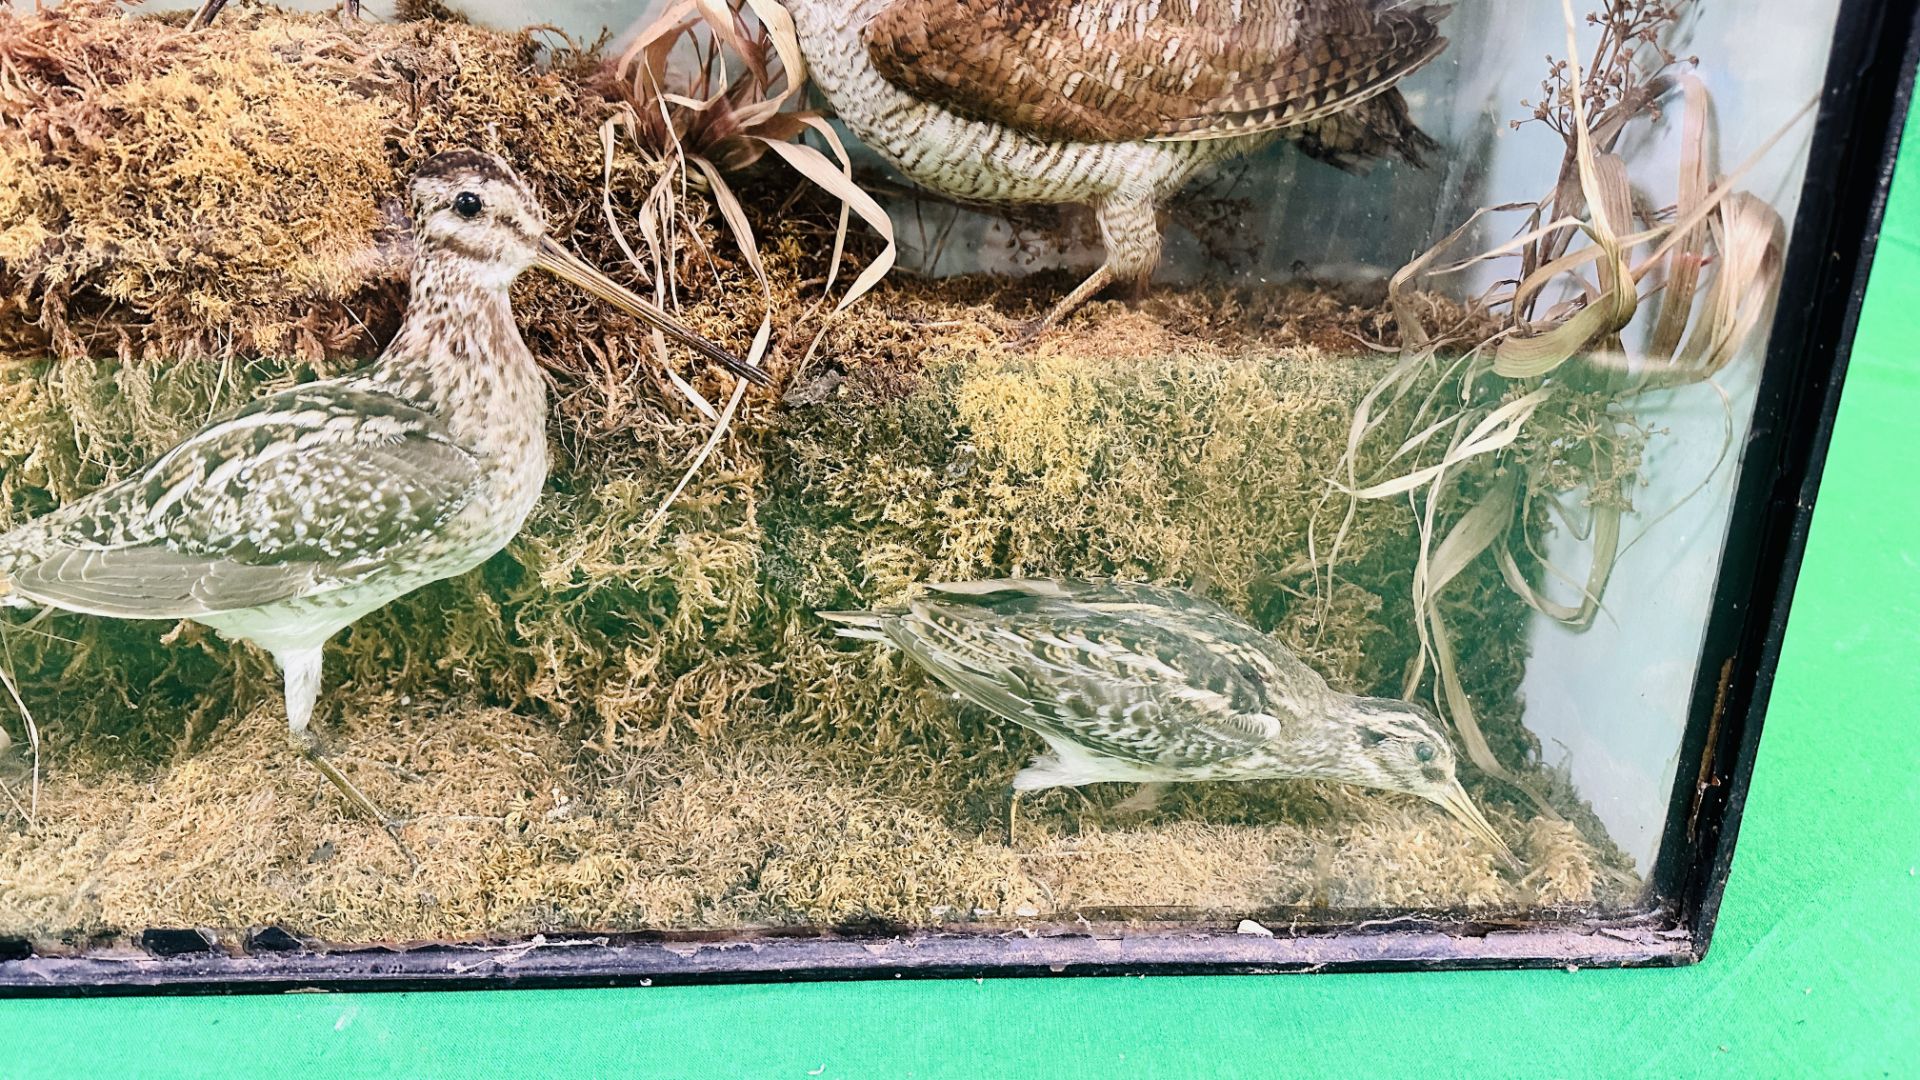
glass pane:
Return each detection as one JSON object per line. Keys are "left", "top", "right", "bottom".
{"left": 0, "top": 0, "right": 1850, "bottom": 957}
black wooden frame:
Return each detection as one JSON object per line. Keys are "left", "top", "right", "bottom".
{"left": 1, "top": 0, "right": 1915, "bottom": 995}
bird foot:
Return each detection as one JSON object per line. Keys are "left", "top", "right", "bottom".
{"left": 1010, "top": 315, "right": 1054, "bottom": 347}
{"left": 291, "top": 728, "right": 417, "bottom": 869}
{"left": 1010, "top": 264, "right": 1118, "bottom": 345}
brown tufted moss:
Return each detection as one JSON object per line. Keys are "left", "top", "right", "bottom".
{"left": 0, "top": 3, "right": 1637, "bottom": 944}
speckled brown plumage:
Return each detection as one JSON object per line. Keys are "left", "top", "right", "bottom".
{"left": 823, "top": 578, "right": 1512, "bottom": 858}
{"left": 866, "top": 0, "right": 1447, "bottom": 143}
{"left": 784, "top": 0, "right": 1451, "bottom": 329}
{"left": 0, "top": 150, "right": 754, "bottom": 839}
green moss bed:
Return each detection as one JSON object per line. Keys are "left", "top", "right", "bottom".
{"left": 0, "top": 2, "right": 1635, "bottom": 947}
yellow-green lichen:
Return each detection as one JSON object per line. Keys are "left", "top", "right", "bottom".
{"left": 0, "top": 3, "right": 1639, "bottom": 945}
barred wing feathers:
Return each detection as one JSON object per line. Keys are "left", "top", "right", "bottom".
{"left": 830, "top": 579, "right": 1323, "bottom": 768}
{"left": 0, "top": 383, "right": 483, "bottom": 620}
{"left": 864, "top": 0, "right": 1450, "bottom": 145}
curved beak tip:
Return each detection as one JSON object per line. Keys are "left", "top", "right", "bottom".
{"left": 1437, "top": 783, "right": 1522, "bottom": 871}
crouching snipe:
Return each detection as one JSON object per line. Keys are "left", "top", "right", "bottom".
{"left": 824, "top": 579, "right": 1514, "bottom": 864}
{"left": 0, "top": 150, "right": 765, "bottom": 852}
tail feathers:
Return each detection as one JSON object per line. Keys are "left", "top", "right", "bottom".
{"left": 0, "top": 533, "right": 38, "bottom": 610}
{"left": 817, "top": 609, "right": 893, "bottom": 643}
{"left": 1289, "top": 89, "right": 1440, "bottom": 174}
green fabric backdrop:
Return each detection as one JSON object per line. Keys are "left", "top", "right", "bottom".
{"left": 2, "top": 92, "right": 1918, "bottom": 1080}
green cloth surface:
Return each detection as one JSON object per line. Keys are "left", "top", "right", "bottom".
{"left": 3, "top": 98, "right": 1920, "bottom": 1080}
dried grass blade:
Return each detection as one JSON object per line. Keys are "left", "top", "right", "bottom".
{"left": 1668, "top": 192, "right": 1786, "bottom": 384}
{"left": 0, "top": 624, "right": 39, "bottom": 826}
{"left": 617, "top": 0, "right": 700, "bottom": 87}
{"left": 1316, "top": 342, "right": 1443, "bottom": 639}
{"left": 1647, "top": 75, "right": 1714, "bottom": 364}
{"left": 693, "top": 155, "right": 769, "bottom": 289}
{"left": 1511, "top": 239, "right": 1608, "bottom": 312}
{"left": 665, "top": 366, "right": 721, "bottom": 422}
{"left": 755, "top": 128, "right": 897, "bottom": 310}
{"left": 1388, "top": 203, "right": 1537, "bottom": 346}
{"left": 599, "top": 117, "right": 709, "bottom": 412}
{"left": 1563, "top": 1, "right": 1610, "bottom": 242}
{"left": 1493, "top": 535, "right": 1584, "bottom": 622}
{"left": 1494, "top": 498, "right": 1620, "bottom": 629}
{"left": 1491, "top": 5, "right": 1639, "bottom": 379}
{"left": 1491, "top": 280, "right": 1634, "bottom": 378}
{"left": 1590, "top": 152, "right": 1634, "bottom": 246}
{"left": 1422, "top": 469, "right": 1519, "bottom": 605}
{"left": 1345, "top": 387, "right": 1555, "bottom": 500}
{"left": 740, "top": 0, "right": 808, "bottom": 110}
{"left": 1495, "top": 152, "right": 1637, "bottom": 378}
{"left": 1431, "top": 606, "right": 1560, "bottom": 818}
{"left": 641, "top": 320, "right": 770, "bottom": 539}
{"left": 1431, "top": 213, "right": 1586, "bottom": 281}
{"left": 1636, "top": 93, "right": 1816, "bottom": 275}
{"left": 639, "top": 155, "right": 772, "bottom": 530}
{"left": 691, "top": 0, "right": 767, "bottom": 89}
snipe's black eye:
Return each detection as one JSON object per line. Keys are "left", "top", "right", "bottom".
{"left": 1415, "top": 742, "right": 1437, "bottom": 763}
{"left": 453, "top": 192, "right": 484, "bottom": 219}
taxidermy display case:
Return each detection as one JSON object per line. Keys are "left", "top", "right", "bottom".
{"left": 0, "top": 0, "right": 1911, "bottom": 990}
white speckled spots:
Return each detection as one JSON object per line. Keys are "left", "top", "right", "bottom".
{"left": 789, "top": 0, "right": 1266, "bottom": 210}
{"left": 0, "top": 157, "right": 554, "bottom": 670}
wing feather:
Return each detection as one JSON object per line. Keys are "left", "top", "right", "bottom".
{"left": 9, "top": 547, "right": 327, "bottom": 620}
{"left": 0, "top": 382, "right": 483, "bottom": 620}
{"left": 864, "top": 0, "right": 1449, "bottom": 145}
{"left": 884, "top": 590, "right": 1289, "bottom": 768}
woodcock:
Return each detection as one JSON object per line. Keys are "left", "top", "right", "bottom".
{"left": 782, "top": 0, "right": 1453, "bottom": 330}
{"left": 825, "top": 579, "right": 1514, "bottom": 862}
{"left": 0, "top": 150, "right": 764, "bottom": 845}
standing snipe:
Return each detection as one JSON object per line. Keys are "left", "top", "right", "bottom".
{"left": 782, "top": 0, "right": 1452, "bottom": 332}
{"left": 825, "top": 579, "right": 1513, "bottom": 861}
{"left": 0, "top": 150, "right": 765, "bottom": 846}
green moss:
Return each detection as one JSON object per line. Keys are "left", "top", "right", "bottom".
{"left": 0, "top": 3, "right": 1638, "bottom": 943}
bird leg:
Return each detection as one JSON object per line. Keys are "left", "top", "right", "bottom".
{"left": 1020, "top": 194, "right": 1161, "bottom": 339}
{"left": 184, "top": 0, "right": 226, "bottom": 32}
{"left": 279, "top": 647, "right": 415, "bottom": 866}
{"left": 1021, "top": 265, "right": 1114, "bottom": 341}
{"left": 1003, "top": 786, "right": 1023, "bottom": 848}
{"left": 293, "top": 729, "right": 414, "bottom": 857}
{"left": 188, "top": 0, "right": 359, "bottom": 31}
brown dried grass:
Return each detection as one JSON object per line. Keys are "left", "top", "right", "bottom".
{"left": 0, "top": 3, "right": 1634, "bottom": 945}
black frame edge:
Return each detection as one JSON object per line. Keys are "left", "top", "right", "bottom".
{"left": 2, "top": 0, "right": 1916, "bottom": 996}
{"left": 1651, "top": 0, "right": 1920, "bottom": 956}
{"left": 0, "top": 925, "right": 1694, "bottom": 997}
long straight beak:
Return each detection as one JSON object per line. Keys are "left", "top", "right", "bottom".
{"left": 1434, "top": 780, "right": 1521, "bottom": 871}
{"left": 532, "top": 236, "right": 769, "bottom": 387}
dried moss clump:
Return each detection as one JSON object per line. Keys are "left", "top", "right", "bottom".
{"left": 0, "top": 4, "right": 1636, "bottom": 945}
{"left": 0, "top": 0, "right": 778, "bottom": 746}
